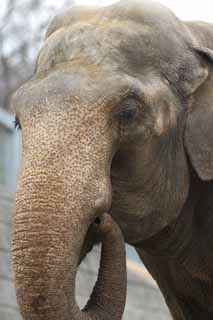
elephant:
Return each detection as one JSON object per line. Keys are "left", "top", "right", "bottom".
{"left": 11, "top": 0, "right": 213, "bottom": 319}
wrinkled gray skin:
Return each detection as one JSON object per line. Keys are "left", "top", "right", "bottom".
{"left": 12, "top": 0, "right": 213, "bottom": 319}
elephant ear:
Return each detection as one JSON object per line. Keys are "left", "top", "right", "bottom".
{"left": 184, "top": 47, "right": 213, "bottom": 180}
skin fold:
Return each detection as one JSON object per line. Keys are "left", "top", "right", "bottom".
{"left": 11, "top": 0, "right": 213, "bottom": 319}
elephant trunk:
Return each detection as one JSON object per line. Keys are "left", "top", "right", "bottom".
{"left": 11, "top": 103, "right": 127, "bottom": 319}
{"left": 12, "top": 169, "right": 126, "bottom": 319}
{"left": 12, "top": 207, "right": 126, "bottom": 320}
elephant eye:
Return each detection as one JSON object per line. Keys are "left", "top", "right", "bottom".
{"left": 119, "top": 108, "right": 136, "bottom": 122}
{"left": 117, "top": 97, "right": 139, "bottom": 124}
{"left": 14, "top": 116, "right": 22, "bottom": 130}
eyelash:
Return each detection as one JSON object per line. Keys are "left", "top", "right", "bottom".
{"left": 14, "top": 117, "right": 21, "bottom": 130}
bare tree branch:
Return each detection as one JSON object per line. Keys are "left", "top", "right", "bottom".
{"left": 0, "top": 0, "right": 75, "bottom": 110}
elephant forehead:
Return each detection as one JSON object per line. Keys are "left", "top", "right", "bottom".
{"left": 11, "top": 64, "right": 140, "bottom": 115}
{"left": 37, "top": 20, "right": 154, "bottom": 73}
{"left": 39, "top": 0, "right": 195, "bottom": 74}
{"left": 37, "top": 18, "right": 192, "bottom": 82}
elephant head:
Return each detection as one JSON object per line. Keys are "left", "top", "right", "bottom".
{"left": 11, "top": 0, "right": 213, "bottom": 318}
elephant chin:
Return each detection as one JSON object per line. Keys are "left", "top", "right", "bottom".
{"left": 12, "top": 212, "right": 127, "bottom": 320}
{"left": 79, "top": 223, "right": 103, "bottom": 265}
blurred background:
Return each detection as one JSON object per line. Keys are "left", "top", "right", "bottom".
{"left": 0, "top": 0, "right": 212, "bottom": 319}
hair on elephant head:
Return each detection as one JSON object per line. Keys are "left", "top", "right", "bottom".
{"left": 11, "top": 0, "right": 213, "bottom": 319}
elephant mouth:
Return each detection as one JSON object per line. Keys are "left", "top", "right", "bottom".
{"left": 78, "top": 216, "right": 104, "bottom": 265}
